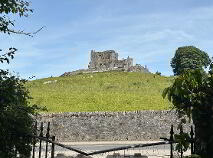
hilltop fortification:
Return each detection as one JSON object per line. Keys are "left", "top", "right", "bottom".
{"left": 61, "top": 50, "right": 150, "bottom": 76}
{"left": 88, "top": 50, "right": 133, "bottom": 71}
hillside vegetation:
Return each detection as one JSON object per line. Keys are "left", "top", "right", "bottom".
{"left": 26, "top": 72, "right": 173, "bottom": 112}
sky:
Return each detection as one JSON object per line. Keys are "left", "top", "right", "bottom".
{"left": 1, "top": 0, "right": 213, "bottom": 79}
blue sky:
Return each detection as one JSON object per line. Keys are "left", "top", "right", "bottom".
{"left": 1, "top": 0, "right": 213, "bottom": 79}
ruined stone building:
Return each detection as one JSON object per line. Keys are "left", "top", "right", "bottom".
{"left": 88, "top": 50, "right": 133, "bottom": 71}
{"left": 61, "top": 50, "right": 150, "bottom": 76}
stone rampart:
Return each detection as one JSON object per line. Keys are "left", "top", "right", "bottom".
{"left": 37, "top": 110, "right": 192, "bottom": 142}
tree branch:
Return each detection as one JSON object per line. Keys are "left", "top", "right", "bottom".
{"left": 7, "top": 26, "right": 45, "bottom": 37}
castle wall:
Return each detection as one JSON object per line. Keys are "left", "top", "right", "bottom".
{"left": 128, "top": 64, "right": 149, "bottom": 73}
{"left": 88, "top": 50, "right": 131, "bottom": 70}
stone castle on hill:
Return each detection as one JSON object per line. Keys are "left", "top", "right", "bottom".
{"left": 88, "top": 50, "right": 133, "bottom": 71}
{"left": 61, "top": 50, "right": 150, "bottom": 76}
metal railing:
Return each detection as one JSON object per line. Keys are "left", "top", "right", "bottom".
{"left": 28, "top": 122, "right": 195, "bottom": 158}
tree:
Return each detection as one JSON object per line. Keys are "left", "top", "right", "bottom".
{"left": 0, "top": 1, "right": 42, "bottom": 157}
{"left": 0, "top": 68, "right": 40, "bottom": 158}
{"left": 163, "top": 67, "right": 213, "bottom": 157}
{"left": 171, "top": 46, "right": 211, "bottom": 76}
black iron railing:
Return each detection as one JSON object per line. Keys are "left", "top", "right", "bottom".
{"left": 12, "top": 122, "right": 195, "bottom": 158}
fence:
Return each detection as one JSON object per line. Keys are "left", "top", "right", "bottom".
{"left": 30, "top": 122, "right": 88, "bottom": 158}
{"left": 163, "top": 125, "right": 195, "bottom": 158}
{"left": 27, "top": 122, "right": 196, "bottom": 158}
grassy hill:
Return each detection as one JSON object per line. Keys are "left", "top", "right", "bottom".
{"left": 26, "top": 71, "right": 174, "bottom": 112}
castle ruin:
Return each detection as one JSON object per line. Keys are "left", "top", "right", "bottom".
{"left": 61, "top": 50, "right": 150, "bottom": 76}
{"left": 88, "top": 50, "right": 133, "bottom": 71}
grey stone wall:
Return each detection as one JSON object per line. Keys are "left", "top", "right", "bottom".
{"left": 37, "top": 111, "right": 192, "bottom": 142}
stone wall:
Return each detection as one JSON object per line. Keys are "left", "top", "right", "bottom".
{"left": 37, "top": 111, "right": 192, "bottom": 142}
{"left": 61, "top": 66, "right": 150, "bottom": 77}
{"left": 61, "top": 69, "right": 124, "bottom": 77}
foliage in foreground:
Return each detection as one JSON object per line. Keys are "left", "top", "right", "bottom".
{"left": 27, "top": 72, "right": 173, "bottom": 112}
{"left": 0, "top": 69, "right": 41, "bottom": 157}
{"left": 163, "top": 69, "right": 213, "bottom": 158}
{"left": 0, "top": 0, "right": 42, "bottom": 157}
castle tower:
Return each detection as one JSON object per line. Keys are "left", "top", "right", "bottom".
{"left": 88, "top": 50, "right": 119, "bottom": 70}
{"left": 88, "top": 50, "right": 136, "bottom": 71}
{"left": 127, "top": 56, "right": 133, "bottom": 68}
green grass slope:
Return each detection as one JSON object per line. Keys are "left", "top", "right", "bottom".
{"left": 26, "top": 71, "right": 173, "bottom": 112}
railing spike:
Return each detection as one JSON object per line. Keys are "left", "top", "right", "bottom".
{"left": 38, "top": 122, "right": 43, "bottom": 158}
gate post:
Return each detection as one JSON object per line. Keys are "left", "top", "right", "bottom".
{"left": 45, "top": 122, "right": 50, "bottom": 158}
{"left": 51, "top": 136, "right": 55, "bottom": 158}
{"left": 179, "top": 125, "right": 183, "bottom": 158}
{"left": 38, "top": 122, "right": 43, "bottom": 158}
{"left": 170, "top": 125, "right": 174, "bottom": 158}
{"left": 32, "top": 121, "right": 37, "bottom": 158}
{"left": 190, "top": 125, "right": 194, "bottom": 154}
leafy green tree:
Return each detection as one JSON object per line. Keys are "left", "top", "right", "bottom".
{"left": 0, "top": 1, "right": 43, "bottom": 157}
{"left": 0, "top": 67, "right": 41, "bottom": 158}
{"left": 0, "top": 0, "right": 33, "bottom": 34}
{"left": 171, "top": 46, "right": 211, "bottom": 75}
{"left": 163, "top": 67, "right": 213, "bottom": 158}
